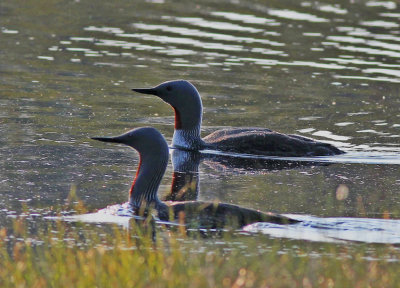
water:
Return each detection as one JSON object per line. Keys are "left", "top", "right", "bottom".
{"left": 245, "top": 215, "right": 400, "bottom": 244}
{"left": 1, "top": 0, "right": 400, "bottom": 248}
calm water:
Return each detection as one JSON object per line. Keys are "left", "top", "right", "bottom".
{"left": 1, "top": 0, "right": 400, "bottom": 245}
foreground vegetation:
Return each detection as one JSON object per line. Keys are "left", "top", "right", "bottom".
{"left": 0, "top": 216, "right": 400, "bottom": 288}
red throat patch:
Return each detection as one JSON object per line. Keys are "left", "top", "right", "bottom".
{"left": 173, "top": 107, "right": 182, "bottom": 129}
{"left": 129, "top": 157, "right": 142, "bottom": 197}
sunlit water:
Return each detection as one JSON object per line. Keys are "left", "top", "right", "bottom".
{"left": 1, "top": 0, "right": 400, "bottom": 250}
{"left": 245, "top": 215, "right": 400, "bottom": 244}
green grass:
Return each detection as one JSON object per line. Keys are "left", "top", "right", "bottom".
{"left": 1, "top": 216, "right": 400, "bottom": 288}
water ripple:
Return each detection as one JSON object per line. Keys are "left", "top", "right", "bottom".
{"left": 363, "top": 68, "right": 400, "bottom": 78}
{"left": 119, "top": 33, "right": 245, "bottom": 52}
{"left": 323, "top": 57, "right": 400, "bottom": 68}
{"left": 239, "top": 58, "right": 348, "bottom": 70}
{"left": 334, "top": 45, "right": 400, "bottom": 58}
{"left": 211, "top": 11, "right": 280, "bottom": 26}
{"left": 334, "top": 75, "right": 400, "bottom": 83}
{"left": 84, "top": 26, "right": 124, "bottom": 34}
{"left": 318, "top": 4, "right": 348, "bottom": 15}
{"left": 170, "top": 17, "right": 264, "bottom": 33}
{"left": 327, "top": 36, "right": 400, "bottom": 52}
{"left": 132, "top": 23, "right": 284, "bottom": 46}
{"left": 267, "top": 9, "right": 329, "bottom": 23}
{"left": 311, "top": 130, "right": 352, "bottom": 141}
{"left": 337, "top": 26, "right": 400, "bottom": 42}
{"left": 366, "top": 1, "right": 397, "bottom": 9}
{"left": 380, "top": 12, "right": 400, "bottom": 17}
{"left": 360, "top": 20, "right": 399, "bottom": 28}
{"left": 117, "top": 32, "right": 285, "bottom": 55}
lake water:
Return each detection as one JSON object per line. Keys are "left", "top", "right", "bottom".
{"left": 1, "top": 0, "right": 400, "bottom": 245}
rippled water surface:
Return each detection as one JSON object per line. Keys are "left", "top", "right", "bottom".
{"left": 1, "top": 0, "right": 400, "bottom": 247}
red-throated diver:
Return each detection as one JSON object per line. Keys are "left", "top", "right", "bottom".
{"left": 132, "top": 80, "right": 344, "bottom": 157}
{"left": 92, "top": 127, "right": 298, "bottom": 228}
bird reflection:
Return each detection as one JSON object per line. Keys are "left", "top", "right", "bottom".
{"left": 164, "top": 148, "right": 324, "bottom": 202}
{"left": 164, "top": 150, "right": 201, "bottom": 201}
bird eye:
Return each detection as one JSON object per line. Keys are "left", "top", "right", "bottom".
{"left": 166, "top": 85, "right": 172, "bottom": 91}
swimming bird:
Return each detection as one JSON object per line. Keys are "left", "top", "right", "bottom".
{"left": 92, "top": 127, "right": 298, "bottom": 229}
{"left": 132, "top": 80, "right": 344, "bottom": 157}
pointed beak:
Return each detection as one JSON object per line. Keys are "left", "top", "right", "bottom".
{"left": 131, "top": 88, "right": 158, "bottom": 96}
{"left": 91, "top": 136, "right": 123, "bottom": 144}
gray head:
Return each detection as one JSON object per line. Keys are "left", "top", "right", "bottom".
{"left": 132, "top": 80, "right": 203, "bottom": 130}
{"left": 92, "top": 127, "right": 170, "bottom": 209}
{"left": 91, "top": 127, "right": 169, "bottom": 160}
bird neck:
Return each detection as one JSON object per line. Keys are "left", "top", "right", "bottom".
{"left": 171, "top": 91, "right": 205, "bottom": 150}
{"left": 129, "top": 151, "right": 168, "bottom": 209}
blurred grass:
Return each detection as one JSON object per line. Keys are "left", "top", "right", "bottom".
{"left": 1, "top": 216, "right": 400, "bottom": 288}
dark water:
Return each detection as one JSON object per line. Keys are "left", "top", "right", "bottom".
{"left": 1, "top": 0, "right": 400, "bottom": 244}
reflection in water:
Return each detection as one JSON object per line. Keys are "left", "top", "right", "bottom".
{"left": 165, "top": 148, "right": 328, "bottom": 202}
{"left": 164, "top": 149, "right": 201, "bottom": 201}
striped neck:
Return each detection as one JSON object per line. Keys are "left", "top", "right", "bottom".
{"left": 129, "top": 151, "right": 168, "bottom": 210}
{"left": 172, "top": 128, "right": 205, "bottom": 151}
{"left": 170, "top": 86, "right": 204, "bottom": 150}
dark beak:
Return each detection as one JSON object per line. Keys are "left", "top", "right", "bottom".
{"left": 131, "top": 88, "right": 158, "bottom": 96}
{"left": 91, "top": 136, "right": 123, "bottom": 144}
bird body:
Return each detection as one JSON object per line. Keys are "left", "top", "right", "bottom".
{"left": 203, "top": 127, "right": 343, "bottom": 157}
{"left": 163, "top": 201, "right": 297, "bottom": 229}
{"left": 132, "top": 80, "right": 344, "bottom": 157}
